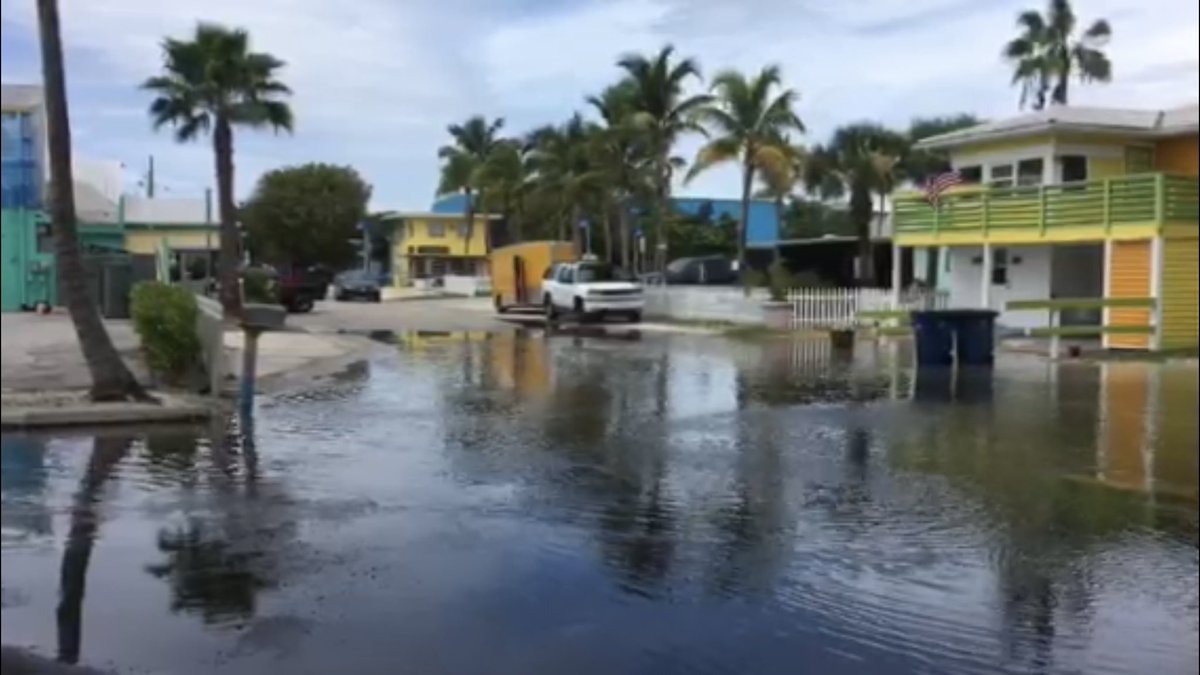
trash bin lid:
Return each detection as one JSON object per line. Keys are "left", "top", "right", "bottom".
{"left": 910, "top": 309, "right": 999, "bottom": 319}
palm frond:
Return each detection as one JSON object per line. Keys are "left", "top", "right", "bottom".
{"left": 685, "top": 137, "right": 740, "bottom": 183}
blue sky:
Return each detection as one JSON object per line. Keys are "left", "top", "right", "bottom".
{"left": 2, "top": 0, "right": 1196, "bottom": 210}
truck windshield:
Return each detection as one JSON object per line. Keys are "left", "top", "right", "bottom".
{"left": 576, "top": 264, "right": 629, "bottom": 283}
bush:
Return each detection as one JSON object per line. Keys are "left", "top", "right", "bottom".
{"left": 241, "top": 267, "right": 279, "bottom": 304}
{"left": 766, "top": 260, "right": 795, "bottom": 302}
{"left": 130, "top": 282, "right": 202, "bottom": 385}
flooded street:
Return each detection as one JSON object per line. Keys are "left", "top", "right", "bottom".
{"left": 3, "top": 332, "right": 1197, "bottom": 674}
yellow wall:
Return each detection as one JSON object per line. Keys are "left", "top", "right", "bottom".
{"left": 395, "top": 216, "right": 491, "bottom": 258}
{"left": 1159, "top": 237, "right": 1199, "bottom": 349}
{"left": 1107, "top": 239, "right": 1152, "bottom": 349}
{"left": 1155, "top": 134, "right": 1199, "bottom": 176}
{"left": 125, "top": 228, "right": 218, "bottom": 255}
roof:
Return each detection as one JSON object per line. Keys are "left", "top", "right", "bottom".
{"left": 916, "top": 103, "right": 1200, "bottom": 150}
{"left": 394, "top": 211, "right": 501, "bottom": 221}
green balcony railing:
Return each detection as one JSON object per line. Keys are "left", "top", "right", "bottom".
{"left": 894, "top": 172, "right": 1199, "bottom": 236}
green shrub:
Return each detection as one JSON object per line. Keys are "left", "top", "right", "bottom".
{"left": 741, "top": 268, "right": 767, "bottom": 291}
{"left": 241, "top": 267, "right": 278, "bottom": 304}
{"left": 766, "top": 260, "right": 795, "bottom": 302}
{"left": 130, "top": 282, "right": 201, "bottom": 385}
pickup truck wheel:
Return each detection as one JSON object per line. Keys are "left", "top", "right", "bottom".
{"left": 627, "top": 311, "right": 642, "bottom": 324}
{"left": 544, "top": 295, "right": 558, "bottom": 320}
{"left": 288, "top": 295, "right": 315, "bottom": 313}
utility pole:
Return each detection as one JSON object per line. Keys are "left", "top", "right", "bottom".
{"left": 146, "top": 155, "right": 155, "bottom": 198}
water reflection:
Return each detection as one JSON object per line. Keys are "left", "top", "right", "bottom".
{"left": 1, "top": 334, "right": 1196, "bottom": 675}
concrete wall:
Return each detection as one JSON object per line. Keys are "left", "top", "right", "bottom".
{"left": 946, "top": 245, "right": 1052, "bottom": 329}
{"left": 643, "top": 286, "right": 768, "bottom": 325}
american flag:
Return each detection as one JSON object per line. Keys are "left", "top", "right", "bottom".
{"left": 924, "top": 170, "right": 962, "bottom": 205}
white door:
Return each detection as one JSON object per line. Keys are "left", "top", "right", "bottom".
{"left": 553, "top": 266, "right": 575, "bottom": 307}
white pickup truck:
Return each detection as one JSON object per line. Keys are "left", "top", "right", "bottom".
{"left": 541, "top": 260, "right": 643, "bottom": 323}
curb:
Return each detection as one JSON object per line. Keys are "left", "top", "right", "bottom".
{"left": 1, "top": 392, "right": 214, "bottom": 430}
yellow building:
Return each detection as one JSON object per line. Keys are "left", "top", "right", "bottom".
{"left": 895, "top": 104, "right": 1199, "bottom": 350}
{"left": 389, "top": 212, "right": 499, "bottom": 286}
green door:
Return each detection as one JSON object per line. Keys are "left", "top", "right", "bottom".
{"left": 1, "top": 209, "right": 56, "bottom": 311}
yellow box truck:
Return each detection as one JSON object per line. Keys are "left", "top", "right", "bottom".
{"left": 490, "top": 241, "right": 575, "bottom": 312}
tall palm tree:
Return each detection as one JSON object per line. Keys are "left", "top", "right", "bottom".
{"left": 586, "top": 80, "right": 654, "bottom": 268}
{"left": 804, "top": 124, "right": 908, "bottom": 286}
{"left": 477, "top": 140, "right": 533, "bottom": 243}
{"left": 754, "top": 140, "right": 806, "bottom": 262}
{"left": 687, "top": 66, "right": 804, "bottom": 271}
{"left": 143, "top": 23, "right": 294, "bottom": 318}
{"left": 616, "top": 45, "right": 710, "bottom": 270}
{"left": 36, "top": 0, "right": 146, "bottom": 401}
{"left": 1004, "top": 0, "right": 1112, "bottom": 109}
{"left": 438, "top": 116, "right": 504, "bottom": 253}
{"left": 527, "top": 114, "right": 599, "bottom": 253}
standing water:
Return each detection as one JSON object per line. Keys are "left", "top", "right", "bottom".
{"left": 2, "top": 332, "right": 1197, "bottom": 674}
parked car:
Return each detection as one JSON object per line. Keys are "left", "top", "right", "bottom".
{"left": 664, "top": 255, "right": 737, "bottom": 285}
{"left": 541, "top": 260, "right": 643, "bottom": 322}
{"left": 332, "top": 270, "right": 383, "bottom": 302}
{"left": 277, "top": 267, "right": 328, "bottom": 313}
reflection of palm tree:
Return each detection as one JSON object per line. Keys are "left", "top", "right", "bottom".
{"left": 57, "top": 435, "right": 134, "bottom": 664}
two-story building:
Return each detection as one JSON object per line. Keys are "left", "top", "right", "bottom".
{"left": 894, "top": 104, "right": 1198, "bottom": 350}
{"left": 389, "top": 212, "right": 499, "bottom": 286}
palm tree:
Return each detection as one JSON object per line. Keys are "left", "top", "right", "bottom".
{"left": 687, "top": 66, "right": 804, "bottom": 271}
{"left": 755, "top": 140, "right": 806, "bottom": 262}
{"left": 477, "top": 140, "right": 533, "bottom": 243}
{"left": 438, "top": 116, "right": 504, "bottom": 253}
{"left": 586, "top": 80, "right": 654, "bottom": 268}
{"left": 1004, "top": 0, "right": 1112, "bottom": 109}
{"left": 904, "top": 114, "right": 981, "bottom": 185}
{"left": 804, "top": 124, "right": 908, "bottom": 286}
{"left": 527, "top": 114, "right": 599, "bottom": 253}
{"left": 143, "top": 23, "right": 294, "bottom": 318}
{"left": 36, "top": 0, "right": 147, "bottom": 402}
{"left": 616, "top": 45, "right": 710, "bottom": 270}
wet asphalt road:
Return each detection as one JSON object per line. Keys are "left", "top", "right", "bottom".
{"left": 2, "top": 332, "right": 1197, "bottom": 674}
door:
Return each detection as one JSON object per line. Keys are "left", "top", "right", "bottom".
{"left": 513, "top": 256, "right": 526, "bottom": 304}
{"left": 1106, "top": 240, "right": 1152, "bottom": 349}
{"left": 552, "top": 265, "right": 574, "bottom": 307}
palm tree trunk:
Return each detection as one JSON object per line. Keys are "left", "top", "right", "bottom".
{"left": 849, "top": 181, "right": 875, "bottom": 286}
{"left": 604, "top": 202, "right": 615, "bottom": 263}
{"left": 36, "top": 0, "right": 146, "bottom": 402}
{"left": 463, "top": 187, "right": 475, "bottom": 257}
{"left": 212, "top": 116, "right": 242, "bottom": 318}
{"left": 737, "top": 161, "right": 753, "bottom": 276}
{"left": 773, "top": 195, "right": 785, "bottom": 264}
{"left": 570, "top": 203, "right": 583, "bottom": 257}
{"left": 657, "top": 158, "right": 670, "bottom": 272}
{"left": 618, "top": 199, "right": 632, "bottom": 270}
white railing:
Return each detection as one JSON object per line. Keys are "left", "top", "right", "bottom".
{"left": 788, "top": 287, "right": 948, "bottom": 329}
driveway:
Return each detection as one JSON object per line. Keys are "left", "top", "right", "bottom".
{"left": 289, "top": 297, "right": 514, "bottom": 334}
{"left": 0, "top": 312, "right": 146, "bottom": 391}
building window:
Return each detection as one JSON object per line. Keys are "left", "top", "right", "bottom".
{"left": 989, "top": 164, "right": 1014, "bottom": 188}
{"left": 958, "top": 165, "right": 983, "bottom": 184}
{"left": 427, "top": 222, "right": 446, "bottom": 238}
{"left": 1059, "top": 155, "right": 1088, "bottom": 183}
{"left": 992, "top": 248, "right": 1008, "bottom": 285}
{"left": 1017, "top": 158, "right": 1044, "bottom": 186}
{"left": 457, "top": 223, "right": 469, "bottom": 238}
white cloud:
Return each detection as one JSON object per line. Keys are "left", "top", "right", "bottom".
{"left": 2, "top": 0, "right": 1196, "bottom": 207}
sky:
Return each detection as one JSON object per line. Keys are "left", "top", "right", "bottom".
{"left": 2, "top": 0, "right": 1197, "bottom": 210}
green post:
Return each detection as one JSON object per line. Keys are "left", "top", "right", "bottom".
{"left": 1153, "top": 173, "right": 1165, "bottom": 223}
{"left": 1038, "top": 186, "right": 1047, "bottom": 235}
{"left": 1103, "top": 178, "right": 1112, "bottom": 233}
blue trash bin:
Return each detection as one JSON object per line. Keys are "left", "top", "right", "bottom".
{"left": 911, "top": 311, "right": 955, "bottom": 367}
{"left": 951, "top": 310, "right": 999, "bottom": 366}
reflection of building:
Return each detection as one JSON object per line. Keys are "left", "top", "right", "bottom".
{"left": 1096, "top": 363, "right": 1199, "bottom": 500}
{"left": 895, "top": 104, "right": 1199, "bottom": 350}
{"left": 486, "top": 332, "right": 551, "bottom": 397}
{"left": 2, "top": 82, "right": 217, "bottom": 311}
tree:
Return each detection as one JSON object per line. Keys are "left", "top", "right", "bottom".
{"left": 438, "top": 116, "right": 504, "bottom": 251}
{"left": 477, "top": 140, "right": 533, "bottom": 243}
{"left": 754, "top": 140, "right": 806, "bottom": 260}
{"left": 241, "top": 163, "right": 371, "bottom": 270}
{"left": 616, "top": 45, "right": 710, "bottom": 270}
{"left": 804, "top": 124, "right": 908, "bottom": 286}
{"left": 1004, "top": 0, "right": 1112, "bottom": 109}
{"left": 586, "top": 79, "right": 655, "bottom": 268}
{"left": 36, "top": 0, "right": 147, "bottom": 402}
{"left": 526, "top": 114, "right": 600, "bottom": 252}
{"left": 688, "top": 66, "right": 804, "bottom": 270}
{"left": 143, "top": 23, "right": 294, "bottom": 318}
{"left": 904, "top": 114, "right": 982, "bottom": 184}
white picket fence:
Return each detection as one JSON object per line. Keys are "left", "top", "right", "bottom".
{"left": 788, "top": 287, "right": 948, "bottom": 329}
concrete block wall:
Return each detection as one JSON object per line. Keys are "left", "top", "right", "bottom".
{"left": 643, "top": 286, "right": 767, "bottom": 325}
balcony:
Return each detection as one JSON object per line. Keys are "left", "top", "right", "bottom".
{"left": 894, "top": 173, "right": 1199, "bottom": 245}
